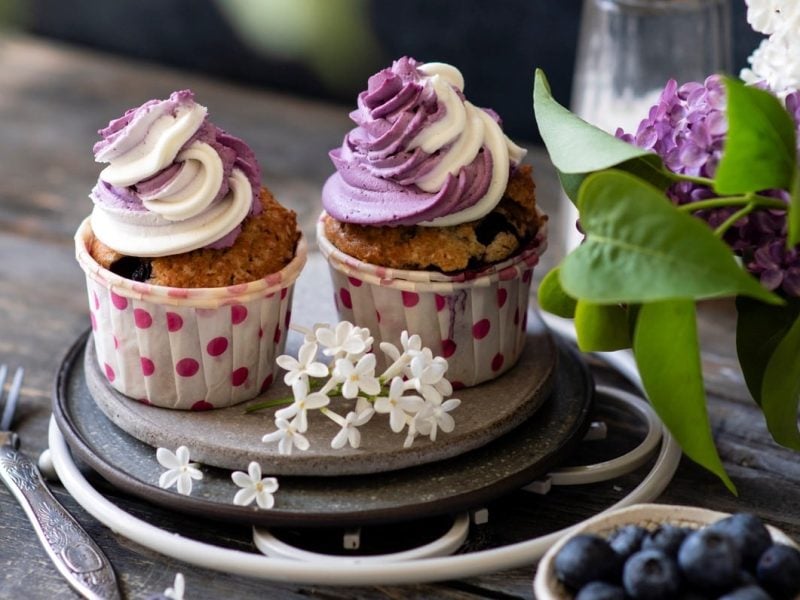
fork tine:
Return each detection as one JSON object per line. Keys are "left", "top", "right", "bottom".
{"left": 0, "top": 367, "right": 23, "bottom": 431}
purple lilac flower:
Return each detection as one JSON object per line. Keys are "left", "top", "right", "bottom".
{"left": 616, "top": 76, "right": 800, "bottom": 298}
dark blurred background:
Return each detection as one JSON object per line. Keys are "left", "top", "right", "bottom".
{"left": 0, "top": 0, "right": 759, "bottom": 142}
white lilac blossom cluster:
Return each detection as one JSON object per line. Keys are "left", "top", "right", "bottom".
{"left": 616, "top": 77, "right": 800, "bottom": 297}
{"left": 261, "top": 321, "right": 461, "bottom": 455}
{"left": 741, "top": 0, "right": 800, "bottom": 97}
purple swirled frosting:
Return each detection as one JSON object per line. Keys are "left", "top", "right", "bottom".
{"left": 89, "top": 90, "right": 262, "bottom": 256}
{"left": 322, "top": 57, "right": 526, "bottom": 227}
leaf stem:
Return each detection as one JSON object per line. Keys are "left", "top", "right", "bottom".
{"left": 677, "top": 194, "right": 787, "bottom": 213}
{"left": 714, "top": 202, "right": 756, "bottom": 238}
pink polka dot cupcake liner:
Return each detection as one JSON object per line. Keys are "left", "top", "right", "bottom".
{"left": 75, "top": 218, "right": 307, "bottom": 410}
{"left": 317, "top": 213, "right": 547, "bottom": 387}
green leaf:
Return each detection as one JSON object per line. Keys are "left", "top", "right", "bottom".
{"left": 558, "top": 155, "right": 672, "bottom": 204}
{"left": 534, "top": 69, "right": 655, "bottom": 174}
{"left": 761, "top": 311, "right": 800, "bottom": 450}
{"left": 634, "top": 300, "right": 735, "bottom": 493}
{"left": 790, "top": 169, "right": 800, "bottom": 248}
{"left": 735, "top": 297, "right": 800, "bottom": 404}
{"left": 538, "top": 268, "right": 577, "bottom": 318}
{"left": 715, "top": 77, "right": 797, "bottom": 195}
{"left": 615, "top": 155, "right": 674, "bottom": 192}
{"left": 574, "top": 300, "right": 631, "bottom": 351}
{"left": 560, "top": 170, "right": 782, "bottom": 305}
{"left": 558, "top": 171, "right": 586, "bottom": 204}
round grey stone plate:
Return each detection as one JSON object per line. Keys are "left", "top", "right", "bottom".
{"left": 83, "top": 315, "right": 558, "bottom": 476}
{"left": 54, "top": 330, "right": 593, "bottom": 527}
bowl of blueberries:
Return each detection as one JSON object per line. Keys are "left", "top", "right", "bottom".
{"left": 534, "top": 503, "right": 800, "bottom": 600}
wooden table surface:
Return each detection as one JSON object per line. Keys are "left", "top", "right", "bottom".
{"left": 1, "top": 35, "right": 799, "bottom": 599}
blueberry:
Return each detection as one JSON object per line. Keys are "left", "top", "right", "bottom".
{"left": 678, "top": 528, "right": 742, "bottom": 592}
{"left": 710, "top": 514, "right": 772, "bottom": 570}
{"left": 756, "top": 543, "right": 800, "bottom": 599}
{"left": 623, "top": 549, "right": 681, "bottom": 599}
{"left": 554, "top": 534, "right": 621, "bottom": 589}
{"left": 719, "top": 585, "right": 772, "bottom": 600}
{"left": 609, "top": 525, "right": 648, "bottom": 561}
{"left": 575, "top": 581, "right": 626, "bottom": 600}
{"left": 642, "top": 525, "right": 690, "bottom": 557}
{"left": 110, "top": 256, "right": 152, "bottom": 282}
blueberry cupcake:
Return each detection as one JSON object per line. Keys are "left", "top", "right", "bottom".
{"left": 75, "top": 90, "right": 306, "bottom": 409}
{"left": 318, "top": 58, "right": 546, "bottom": 387}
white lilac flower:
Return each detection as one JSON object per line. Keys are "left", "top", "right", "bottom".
{"left": 292, "top": 322, "right": 329, "bottom": 343}
{"left": 746, "top": 0, "right": 783, "bottom": 35}
{"left": 374, "top": 377, "right": 424, "bottom": 433}
{"left": 262, "top": 417, "right": 310, "bottom": 455}
{"left": 275, "top": 342, "right": 328, "bottom": 386}
{"left": 330, "top": 401, "right": 375, "bottom": 449}
{"left": 415, "top": 398, "right": 462, "bottom": 442}
{"left": 407, "top": 351, "right": 450, "bottom": 403}
{"left": 380, "top": 331, "right": 423, "bottom": 362}
{"left": 315, "top": 321, "right": 370, "bottom": 358}
{"left": 156, "top": 446, "right": 203, "bottom": 496}
{"left": 403, "top": 420, "right": 419, "bottom": 449}
{"left": 350, "top": 326, "right": 374, "bottom": 359}
{"left": 333, "top": 353, "right": 381, "bottom": 399}
{"left": 163, "top": 573, "right": 185, "bottom": 600}
{"left": 275, "top": 381, "right": 330, "bottom": 432}
{"left": 231, "top": 461, "right": 279, "bottom": 509}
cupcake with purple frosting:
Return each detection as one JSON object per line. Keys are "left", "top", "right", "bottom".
{"left": 75, "top": 90, "right": 306, "bottom": 409}
{"left": 318, "top": 58, "right": 546, "bottom": 387}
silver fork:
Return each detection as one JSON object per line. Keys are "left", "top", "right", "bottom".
{"left": 0, "top": 365, "right": 121, "bottom": 600}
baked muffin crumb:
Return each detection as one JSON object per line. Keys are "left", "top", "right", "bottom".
{"left": 90, "top": 187, "right": 299, "bottom": 287}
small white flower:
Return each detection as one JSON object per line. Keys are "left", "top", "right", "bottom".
{"left": 262, "top": 417, "right": 310, "bottom": 455}
{"left": 330, "top": 403, "right": 375, "bottom": 449}
{"left": 374, "top": 377, "right": 424, "bottom": 433}
{"left": 156, "top": 446, "right": 203, "bottom": 495}
{"left": 415, "top": 398, "right": 461, "bottom": 442}
{"left": 231, "top": 461, "right": 279, "bottom": 509}
{"left": 292, "top": 322, "right": 329, "bottom": 343}
{"left": 317, "top": 321, "right": 372, "bottom": 358}
{"left": 276, "top": 342, "right": 328, "bottom": 386}
{"left": 407, "top": 351, "right": 450, "bottom": 403}
{"left": 403, "top": 420, "right": 419, "bottom": 449}
{"left": 379, "top": 330, "right": 423, "bottom": 362}
{"left": 275, "top": 381, "right": 330, "bottom": 432}
{"left": 333, "top": 353, "right": 381, "bottom": 399}
{"left": 164, "top": 573, "right": 185, "bottom": 600}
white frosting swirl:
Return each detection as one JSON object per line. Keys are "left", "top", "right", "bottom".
{"left": 138, "top": 141, "right": 224, "bottom": 221}
{"left": 411, "top": 62, "right": 526, "bottom": 227}
{"left": 97, "top": 103, "right": 207, "bottom": 188}
{"left": 91, "top": 169, "right": 252, "bottom": 257}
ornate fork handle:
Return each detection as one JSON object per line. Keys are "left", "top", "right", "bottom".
{"left": 0, "top": 443, "right": 120, "bottom": 600}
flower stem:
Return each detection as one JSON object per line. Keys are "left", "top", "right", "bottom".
{"left": 714, "top": 202, "right": 756, "bottom": 238}
{"left": 676, "top": 194, "right": 787, "bottom": 213}
{"left": 667, "top": 172, "right": 716, "bottom": 187}
{"left": 245, "top": 397, "right": 294, "bottom": 413}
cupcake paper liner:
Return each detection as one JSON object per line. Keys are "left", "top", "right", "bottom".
{"left": 75, "top": 217, "right": 306, "bottom": 409}
{"left": 317, "top": 213, "right": 547, "bottom": 387}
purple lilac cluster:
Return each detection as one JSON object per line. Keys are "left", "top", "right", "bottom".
{"left": 616, "top": 76, "right": 800, "bottom": 298}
